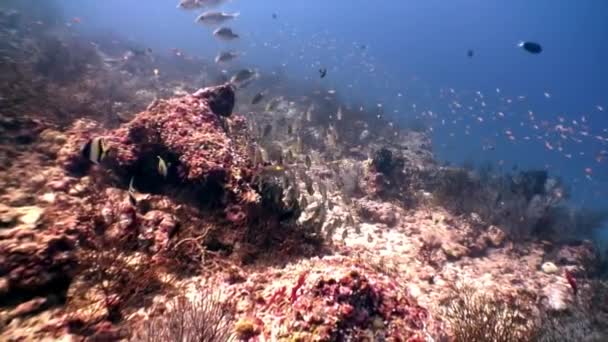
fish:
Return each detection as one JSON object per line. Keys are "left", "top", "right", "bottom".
{"left": 177, "top": 0, "right": 227, "bottom": 10}
{"left": 286, "top": 149, "right": 295, "bottom": 163}
{"left": 253, "top": 146, "right": 264, "bottom": 166}
{"left": 287, "top": 125, "right": 293, "bottom": 135}
{"left": 299, "top": 194, "right": 308, "bottom": 209}
{"left": 336, "top": 106, "right": 343, "bottom": 120}
{"left": 319, "top": 181, "right": 328, "bottom": 202}
{"left": 177, "top": 0, "right": 201, "bottom": 9}
{"left": 214, "top": 51, "right": 239, "bottom": 63}
{"left": 304, "top": 176, "right": 315, "bottom": 196}
{"left": 272, "top": 13, "right": 278, "bottom": 19}
{"left": 265, "top": 97, "right": 281, "bottom": 111}
{"left": 82, "top": 137, "right": 107, "bottom": 164}
{"left": 305, "top": 155, "right": 312, "bottom": 169}
{"left": 195, "top": 11, "right": 239, "bottom": 25}
{"left": 263, "top": 124, "right": 272, "bottom": 138}
{"left": 230, "top": 69, "right": 256, "bottom": 84}
{"left": 518, "top": 41, "right": 543, "bottom": 54}
{"left": 305, "top": 104, "right": 314, "bottom": 122}
{"left": 467, "top": 49, "right": 474, "bottom": 58}
{"left": 319, "top": 68, "right": 327, "bottom": 78}
{"left": 260, "top": 164, "right": 287, "bottom": 176}
{"left": 128, "top": 177, "right": 139, "bottom": 206}
{"left": 157, "top": 156, "right": 170, "bottom": 178}
{"left": 153, "top": 68, "right": 159, "bottom": 77}
{"left": 359, "top": 129, "right": 370, "bottom": 140}
{"left": 213, "top": 27, "right": 239, "bottom": 40}
{"left": 251, "top": 91, "right": 265, "bottom": 105}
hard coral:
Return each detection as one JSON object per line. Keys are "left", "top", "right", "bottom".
{"left": 192, "top": 83, "right": 236, "bottom": 117}
{"left": 107, "top": 83, "right": 243, "bottom": 185}
{"left": 57, "top": 84, "right": 307, "bottom": 266}
{"left": 283, "top": 268, "right": 432, "bottom": 341}
{"left": 0, "top": 227, "right": 76, "bottom": 304}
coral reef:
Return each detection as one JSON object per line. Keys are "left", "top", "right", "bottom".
{"left": 1, "top": 7, "right": 608, "bottom": 341}
{"left": 218, "top": 260, "right": 444, "bottom": 341}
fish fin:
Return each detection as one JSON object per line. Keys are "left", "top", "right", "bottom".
{"left": 129, "top": 176, "right": 137, "bottom": 193}
{"left": 99, "top": 139, "right": 107, "bottom": 161}
{"left": 128, "top": 193, "right": 137, "bottom": 207}
{"left": 81, "top": 139, "right": 92, "bottom": 161}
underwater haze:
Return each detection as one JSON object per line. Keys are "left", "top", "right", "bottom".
{"left": 60, "top": 0, "right": 608, "bottom": 228}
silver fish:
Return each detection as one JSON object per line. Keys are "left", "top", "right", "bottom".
{"left": 157, "top": 156, "right": 170, "bottom": 178}
{"left": 213, "top": 27, "right": 239, "bottom": 40}
{"left": 230, "top": 69, "right": 256, "bottom": 84}
{"left": 251, "top": 91, "right": 265, "bottom": 105}
{"left": 177, "top": 0, "right": 201, "bottom": 10}
{"left": 177, "top": 0, "right": 227, "bottom": 10}
{"left": 359, "top": 129, "right": 370, "bottom": 141}
{"left": 128, "top": 177, "right": 139, "bottom": 206}
{"left": 195, "top": 11, "right": 239, "bottom": 25}
{"left": 305, "top": 104, "right": 314, "bottom": 122}
{"left": 214, "top": 51, "right": 239, "bottom": 63}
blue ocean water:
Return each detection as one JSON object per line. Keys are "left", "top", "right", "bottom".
{"left": 58, "top": 0, "right": 608, "bottom": 238}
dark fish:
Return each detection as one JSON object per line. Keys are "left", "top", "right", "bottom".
{"left": 287, "top": 124, "right": 293, "bottom": 135}
{"left": 82, "top": 137, "right": 107, "bottom": 164}
{"left": 230, "top": 69, "right": 256, "bottom": 84}
{"left": 467, "top": 49, "right": 474, "bottom": 58}
{"left": 286, "top": 149, "right": 295, "bottom": 163}
{"left": 263, "top": 124, "right": 273, "bottom": 138}
{"left": 213, "top": 27, "right": 239, "bottom": 40}
{"left": 214, "top": 51, "right": 239, "bottom": 63}
{"left": 272, "top": 13, "right": 278, "bottom": 19}
{"left": 319, "top": 68, "right": 327, "bottom": 78}
{"left": 304, "top": 177, "right": 314, "bottom": 196}
{"left": 251, "top": 92, "right": 265, "bottom": 105}
{"left": 300, "top": 194, "right": 308, "bottom": 209}
{"left": 305, "top": 155, "right": 312, "bottom": 169}
{"left": 518, "top": 41, "right": 542, "bottom": 54}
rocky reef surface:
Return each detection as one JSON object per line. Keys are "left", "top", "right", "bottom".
{"left": 1, "top": 81, "right": 604, "bottom": 340}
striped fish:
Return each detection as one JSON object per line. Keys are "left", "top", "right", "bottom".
{"left": 82, "top": 137, "right": 107, "bottom": 164}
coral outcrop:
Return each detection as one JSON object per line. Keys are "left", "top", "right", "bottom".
{"left": 220, "top": 260, "right": 443, "bottom": 341}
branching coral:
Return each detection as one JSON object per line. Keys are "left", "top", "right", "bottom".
{"left": 133, "top": 291, "right": 233, "bottom": 342}
{"left": 425, "top": 166, "right": 607, "bottom": 242}
{"left": 66, "top": 234, "right": 168, "bottom": 336}
{"left": 443, "top": 285, "right": 536, "bottom": 342}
